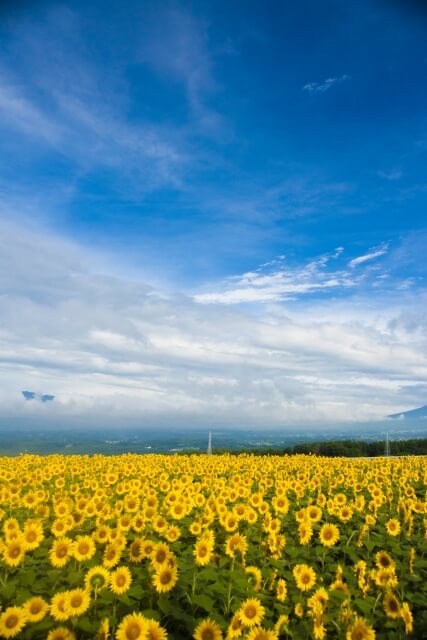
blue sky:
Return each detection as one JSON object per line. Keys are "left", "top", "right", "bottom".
{"left": 0, "top": 0, "right": 426, "bottom": 428}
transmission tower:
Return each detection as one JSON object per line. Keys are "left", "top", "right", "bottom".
{"left": 207, "top": 431, "right": 212, "bottom": 455}
{"left": 384, "top": 432, "right": 391, "bottom": 457}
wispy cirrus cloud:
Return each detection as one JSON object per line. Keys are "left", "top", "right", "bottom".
{"left": 195, "top": 245, "right": 390, "bottom": 304}
{"left": 139, "top": 6, "right": 225, "bottom": 135}
{"left": 348, "top": 244, "right": 389, "bottom": 268}
{"left": 303, "top": 74, "right": 350, "bottom": 94}
{"left": 378, "top": 169, "right": 402, "bottom": 181}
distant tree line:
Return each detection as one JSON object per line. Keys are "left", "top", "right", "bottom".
{"left": 201, "top": 438, "right": 427, "bottom": 457}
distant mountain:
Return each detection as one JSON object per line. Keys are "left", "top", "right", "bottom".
{"left": 22, "top": 390, "right": 55, "bottom": 403}
{"left": 388, "top": 405, "right": 427, "bottom": 419}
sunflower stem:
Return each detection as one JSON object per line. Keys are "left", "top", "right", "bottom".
{"left": 226, "top": 557, "right": 235, "bottom": 614}
{"left": 192, "top": 566, "right": 198, "bottom": 596}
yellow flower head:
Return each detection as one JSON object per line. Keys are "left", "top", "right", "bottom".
{"left": 47, "top": 627, "right": 76, "bottom": 640}
{"left": 225, "top": 533, "right": 248, "bottom": 558}
{"left": 50, "top": 537, "right": 73, "bottom": 568}
{"left": 73, "top": 535, "right": 96, "bottom": 562}
{"left": 193, "top": 618, "right": 223, "bottom": 640}
{"left": 0, "top": 607, "right": 27, "bottom": 638}
{"left": 194, "top": 538, "right": 214, "bottom": 566}
{"left": 227, "top": 612, "right": 244, "bottom": 638}
{"left": 276, "top": 579, "right": 287, "bottom": 602}
{"left": 401, "top": 602, "right": 413, "bottom": 634}
{"left": 103, "top": 542, "right": 123, "bottom": 568}
{"left": 385, "top": 518, "right": 401, "bottom": 536}
{"left": 2, "top": 539, "right": 25, "bottom": 567}
{"left": 293, "top": 564, "right": 317, "bottom": 592}
{"left": 345, "top": 617, "right": 376, "bottom": 640}
{"left": 65, "top": 588, "right": 90, "bottom": 618}
{"left": 151, "top": 543, "right": 171, "bottom": 569}
{"left": 97, "top": 617, "right": 110, "bottom": 640}
{"left": 383, "top": 592, "right": 400, "bottom": 619}
{"left": 50, "top": 593, "right": 70, "bottom": 622}
{"left": 319, "top": 523, "right": 340, "bottom": 547}
{"left": 145, "top": 618, "right": 168, "bottom": 640}
{"left": 152, "top": 564, "right": 178, "bottom": 593}
{"left": 238, "top": 598, "right": 265, "bottom": 628}
{"left": 23, "top": 596, "right": 49, "bottom": 623}
{"left": 110, "top": 566, "right": 133, "bottom": 595}
{"left": 116, "top": 612, "right": 148, "bottom": 640}
{"left": 374, "top": 551, "right": 395, "bottom": 572}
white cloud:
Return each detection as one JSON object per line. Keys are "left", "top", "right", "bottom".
{"left": 303, "top": 75, "right": 350, "bottom": 94}
{"left": 0, "top": 221, "right": 426, "bottom": 427}
{"left": 195, "top": 250, "right": 357, "bottom": 304}
{"left": 378, "top": 169, "right": 402, "bottom": 181}
{"left": 348, "top": 244, "right": 389, "bottom": 268}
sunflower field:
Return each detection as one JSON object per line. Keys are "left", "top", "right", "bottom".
{"left": 0, "top": 453, "right": 425, "bottom": 640}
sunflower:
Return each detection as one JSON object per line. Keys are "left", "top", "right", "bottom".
{"left": 308, "top": 587, "right": 329, "bottom": 611}
{"left": 238, "top": 599, "right": 265, "bottom": 628}
{"left": 339, "top": 506, "right": 353, "bottom": 522}
{"left": 110, "top": 566, "right": 133, "bottom": 595}
{"left": 47, "top": 628, "right": 76, "bottom": 640}
{"left": 22, "top": 521, "right": 44, "bottom": 550}
{"left": 298, "top": 521, "right": 313, "bottom": 545}
{"left": 50, "top": 537, "right": 73, "bottom": 568}
{"left": 319, "top": 523, "right": 340, "bottom": 547}
{"left": 2, "top": 539, "right": 25, "bottom": 567}
{"left": 374, "top": 568, "right": 398, "bottom": 589}
{"left": 65, "top": 589, "right": 90, "bottom": 618}
{"left": 401, "top": 602, "right": 413, "bottom": 634}
{"left": 276, "top": 579, "right": 287, "bottom": 602}
{"left": 246, "top": 628, "right": 278, "bottom": 640}
{"left": 190, "top": 521, "right": 203, "bottom": 536}
{"left": 132, "top": 514, "right": 145, "bottom": 533}
{"left": 50, "top": 594, "right": 70, "bottom": 622}
{"left": 194, "top": 538, "right": 214, "bottom": 566}
{"left": 3, "top": 517, "right": 19, "bottom": 534}
{"left": 225, "top": 533, "right": 248, "bottom": 558}
{"left": 245, "top": 566, "right": 262, "bottom": 592}
{"left": 128, "top": 538, "right": 145, "bottom": 563}
{"left": 73, "top": 535, "right": 96, "bottom": 562}
{"left": 165, "top": 525, "right": 181, "bottom": 542}
{"left": 51, "top": 518, "right": 72, "bottom": 537}
{"left": 103, "top": 542, "right": 123, "bottom": 568}
{"left": 272, "top": 495, "right": 289, "bottom": 514}
{"left": 151, "top": 543, "right": 171, "bottom": 569}
{"left": 0, "top": 607, "right": 27, "bottom": 638}
{"left": 152, "top": 564, "right": 178, "bottom": 593}
{"left": 346, "top": 618, "right": 376, "bottom": 640}
{"left": 85, "top": 565, "right": 110, "bottom": 592}
{"left": 97, "top": 618, "right": 110, "bottom": 640}
{"left": 383, "top": 592, "right": 400, "bottom": 619}
{"left": 146, "top": 619, "right": 168, "bottom": 640}
{"left": 374, "top": 551, "right": 394, "bottom": 572}
{"left": 140, "top": 539, "right": 156, "bottom": 558}
{"left": 226, "top": 612, "right": 244, "bottom": 638}
{"left": 306, "top": 505, "right": 322, "bottom": 523}
{"left": 193, "top": 618, "right": 223, "bottom": 640}
{"left": 94, "top": 525, "right": 112, "bottom": 545}
{"left": 313, "top": 620, "right": 326, "bottom": 640}
{"left": 293, "top": 564, "right": 317, "bottom": 592}
{"left": 385, "top": 518, "right": 401, "bottom": 536}
{"left": 23, "top": 596, "right": 49, "bottom": 623}
{"left": 274, "top": 615, "right": 289, "bottom": 635}
{"left": 115, "top": 613, "right": 148, "bottom": 640}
